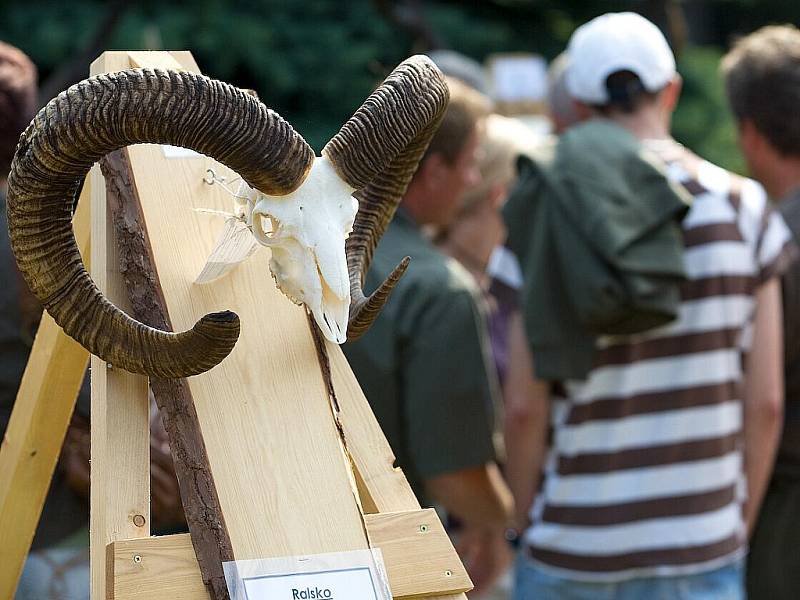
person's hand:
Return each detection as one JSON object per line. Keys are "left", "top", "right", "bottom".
{"left": 455, "top": 524, "right": 512, "bottom": 595}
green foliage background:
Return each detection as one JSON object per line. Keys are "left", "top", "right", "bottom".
{"left": 0, "top": 0, "right": 797, "bottom": 173}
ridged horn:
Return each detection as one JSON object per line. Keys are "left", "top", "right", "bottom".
{"left": 322, "top": 55, "right": 449, "bottom": 339}
{"left": 7, "top": 68, "right": 314, "bottom": 378}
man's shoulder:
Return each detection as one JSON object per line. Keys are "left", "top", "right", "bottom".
{"left": 372, "top": 225, "right": 479, "bottom": 303}
{"left": 656, "top": 144, "right": 769, "bottom": 233}
{"left": 662, "top": 144, "right": 760, "bottom": 203}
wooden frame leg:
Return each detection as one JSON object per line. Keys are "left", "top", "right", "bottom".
{"left": 0, "top": 189, "right": 91, "bottom": 599}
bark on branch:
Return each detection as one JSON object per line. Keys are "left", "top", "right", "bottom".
{"left": 100, "top": 149, "right": 234, "bottom": 600}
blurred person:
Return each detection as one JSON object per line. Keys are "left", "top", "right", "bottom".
{"left": 546, "top": 53, "right": 578, "bottom": 135}
{"left": 435, "top": 112, "right": 541, "bottom": 600}
{"left": 343, "top": 76, "right": 513, "bottom": 594}
{"left": 722, "top": 24, "right": 800, "bottom": 599}
{"left": 429, "top": 49, "right": 490, "bottom": 96}
{"left": 505, "top": 13, "right": 794, "bottom": 600}
{"left": 0, "top": 41, "right": 91, "bottom": 600}
{"left": 437, "top": 114, "right": 539, "bottom": 388}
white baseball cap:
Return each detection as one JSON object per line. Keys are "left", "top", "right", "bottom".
{"left": 566, "top": 12, "right": 677, "bottom": 105}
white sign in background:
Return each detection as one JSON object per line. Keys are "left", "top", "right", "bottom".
{"left": 489, "top": 54, "right": 548, "bottom": 102}
{"left": 223, "top": 549, "right": 392, "bottom": 600}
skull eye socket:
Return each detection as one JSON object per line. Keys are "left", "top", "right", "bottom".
{"left": 256, "top": 213, "right": 280, "bottom": 238}
{"left": 251, "top": 212, "right": 282, "bottom": 246}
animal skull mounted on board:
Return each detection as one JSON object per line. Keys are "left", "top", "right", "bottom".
{"left": 5, "top": 56, "right": 449, "bottom": 378}
{"left": 247, "top": 157, "right": 358, "bottom": 344}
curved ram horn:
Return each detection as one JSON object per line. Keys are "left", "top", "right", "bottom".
{"left": 7, "top": 68, "right": 314, "bottom": 378}
{"left": 322, "top": 55, "right": 449, "bottom": 339}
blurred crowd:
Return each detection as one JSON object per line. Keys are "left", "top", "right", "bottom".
{"left": 3, "top": 10, "right": 800, "bottom": 600}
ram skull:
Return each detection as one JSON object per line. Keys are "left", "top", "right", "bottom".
{"left": 243, "top": 157, "right": 358, "bottom": 344}
{"left": 5, "top": 57, "right": 449, "bottom": 378}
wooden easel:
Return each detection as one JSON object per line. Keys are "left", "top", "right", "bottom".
{"left": 0, "top": 51, "right": 471, "bottom": 600}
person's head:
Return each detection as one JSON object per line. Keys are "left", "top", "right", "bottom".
{"left": 458, "top": 114, "right": 538, "bottom": 218}
{"left": 547, "top": 53, "right": 579, "bottom": 134}
{"left": 438, "top": 114, "right": 539, "bottom": 274}
{"left": 0, "top": 41, "right": 36, "bottom": 182}
{"left": 428, "top": 49, "right": 490, "bottom": 96}
{"left": 403, "top": 75, "right": 490, "bottom": 226}
{"left": 565, "top": 12, "right": 681, "bottom": 137}
{"left": 722, "top": 25, "right": 800, "bottom": 196}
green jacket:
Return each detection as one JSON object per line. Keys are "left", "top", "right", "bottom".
{"left": 504, "top": 120, "right": 691, "bottom": 381}
{"left": 343, "top": 209, "right": 497, "bottom": 503}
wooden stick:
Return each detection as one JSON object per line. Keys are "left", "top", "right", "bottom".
{"left": 0, "top": 189, "right": 91, "bottom": 599}
{"left": 100, "top": 149, "right": 233, "bottom": 600}
{"left": 327, "top": 341, "right": 471, "bottom": 600}
{"left": 89, "top": 154, "right": 151, "bottom": 600}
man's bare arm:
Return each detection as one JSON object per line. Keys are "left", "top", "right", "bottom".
{"left": 425, "top": 462, "right": 512, "bottom": 530}
{"left": 424, "top": 462, "right": 512, "bottom": 594}
{"left": 743, "top": 277, "right": 784, "bottom": 535}
{"left": 503, "top": 312, "right": 551, "bottom": 530}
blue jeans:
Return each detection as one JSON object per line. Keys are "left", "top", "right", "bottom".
{"left": 513, "top": 553, "right": 744, "bottom": 600}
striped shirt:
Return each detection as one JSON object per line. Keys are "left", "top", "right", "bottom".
{"left": 523, "top": 139, "right": 796, "bottom": 581}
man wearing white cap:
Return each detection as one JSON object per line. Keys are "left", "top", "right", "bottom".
{"left": 508, "top": 12, "right": 794, "bottom": 599}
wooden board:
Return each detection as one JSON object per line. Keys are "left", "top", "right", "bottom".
{"left": 108, "top": 535, "right": 207, "bottom": 600}
{"left": 327, "top": 341, "right": 421, "bottom": 514}
{"left": 364, "top": 510, "right": 471, "bottom": 598}
{"left": 327, "top": 341, "right": 469, "bottom": 600}
{"left": 89, "top": 47, "right": 153, "bottom": 600}
{"left": 0, "top": 187, "right": 91, "bottom": 599}
{"left": 122, "top": 50, "right": 368, "bottom": 559}
{"left": 97, "top": 50, "right": 469, "bottom": 600}
{"left": 107, "top": 509, "right": 469, "bottom": 599}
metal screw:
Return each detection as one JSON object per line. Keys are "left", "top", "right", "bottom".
{"left": 133, "top": 514, "right": 146, "bottom": 528}
{"left": 445, "top": 570, "right": 452, "bottom": 577}
{"left": 133, "top": 555, "right": 142, "bottom": 564}
{"left": 419, "top": 524, "right": 429, "bottom": 533}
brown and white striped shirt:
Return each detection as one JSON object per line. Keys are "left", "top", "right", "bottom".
{"left": 523, "top": 139, "right": 795, "bottom": 581}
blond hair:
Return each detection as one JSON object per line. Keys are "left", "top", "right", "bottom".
{"left": 459, "top": 114, "right": 539, "bottom": 213}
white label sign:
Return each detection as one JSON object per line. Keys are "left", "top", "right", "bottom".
{"left": 224, "top": 549, "right": 391, "bottom": 600}
{"left": 244, "top": 566, "right": 378, "bottom": 599}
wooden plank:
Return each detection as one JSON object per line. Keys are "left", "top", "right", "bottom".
{"left": 128, "top": 51, "right": 191, "bottom": 71}
{"left": 365, "top": 510, "right": 471, "bottom": 598}
{"left": 168, "top": 51, "right": 201, "bottom": 72}
{"left": 89, "top": 46, "right": 151, "bottom": 600}
{"left": 102, "top": 50, "right": 468, "bottom": 600}
{"left": 124, "top": 51, "right": 367, "bottom": 561}
{"left": 107, "top": 510, "right": 470, "bottom": 600}
{"left": 108, "top": 535, "right": 208, "bottom": 600}
{"left": 167, "top": 47, "right": 467, "bottom": 599}
{"left": 0, "top": 187, "right": 91, "bottom": 600}
{"left": 327, "top": 343, "right": 470, "bottom": 600}
{"left": 328, "top": 343, "right": 420, "bottom": 513}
